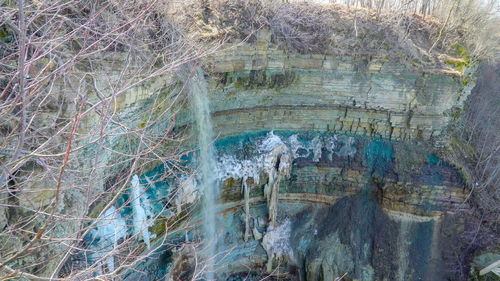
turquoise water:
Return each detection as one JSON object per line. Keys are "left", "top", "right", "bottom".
{"left": 82, "top": 130, "right": 460, "bottom": 280}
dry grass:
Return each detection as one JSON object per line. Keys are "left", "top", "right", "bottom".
{"left": 176, "top": 0, "right": 499, "bottom": 70}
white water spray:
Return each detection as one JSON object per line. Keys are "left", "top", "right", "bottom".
{"left": 182, "top": 65, "right": 219, "bottom": 280}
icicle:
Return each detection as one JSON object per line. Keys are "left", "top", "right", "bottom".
{"left": 311, "top": 136, "right": 322, "bottom": 162}
{"left": 215, "top": 132, "right": 293, "bottom": 227}
{"left": 175, "top": 176, "right": 198, "bottom": 214}
{"left": 105, "top": 206, "right": 126, "bottom": 272}
{"left": 131, "top": 174, "right": 152, "bottom": 249}
{"left": 252, "top": 225, "right": 263, "bottom": 240}
{"left": 242, "top": 177, "right": 251, "bottom": 242}
{"left": 263, "top": 144, "right": 291, "bottom": 226}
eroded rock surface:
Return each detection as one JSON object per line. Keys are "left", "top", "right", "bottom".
{"left": 124, "top": 40, "right": 471, "bottom": 280}
{"left": 57, "top": 39, "right": 471, "bottom": 281}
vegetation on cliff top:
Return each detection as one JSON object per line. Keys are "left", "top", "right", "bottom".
{"left": 177, "top": 0, "right": 499, "bottom": 72}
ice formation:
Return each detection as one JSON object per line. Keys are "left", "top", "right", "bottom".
{"left": 216, "top": 132, "right": 352, "bottom": 227}
{"left": 242, "top": 177, "right": 251, "bottom": 242}
{"left": 216, "top": 132, "right": 293, "bottom": 226}
{"left": 261, "top": 219, "right": 293, "bottom": 272}
{"left": 287, "top": 134, "right": 337, "bottom": 161}
{"left": 216, "top": 132, "right": 340, "bottom": 185}
{"left": 337, "top": 136, "right": 357, "bottom": 157}
{"left": 89, "top": 206, "right": 127, "bottom": 273}
{"left": 175, "top": 132, "right": 346, "bottom": 252}
{"left": 263, "top": 143, "right": 291, "bottom": 226}
{"left": 131, "top": 174, "right": 154, "bottom": 249}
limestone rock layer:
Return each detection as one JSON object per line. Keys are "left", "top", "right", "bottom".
{"left": 141, "top": 42, "right": 470, "bottom": 281}
{"left": 176, "top": 42, "right": 466, "bottom": 142}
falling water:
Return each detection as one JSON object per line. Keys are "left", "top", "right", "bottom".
{"left": 396, "top": 218, "right": 412, "bottom": 281}
{"left": 427, "top": 217, "right": 442, "bottom": 280}
{"left": 181, "top": 65, "right": 219, "bottom": 280}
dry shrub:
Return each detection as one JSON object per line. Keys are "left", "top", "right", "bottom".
{"left": 447, "top": 62, "right": 500, "bottom": 279}
{"left": 0, "top": 0, "right": 214, "bottom": 279}
{"left": 177, "top": 0, "right": 499, "bottom": 70}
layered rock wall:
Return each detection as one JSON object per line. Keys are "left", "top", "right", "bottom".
{"left": 176, "top": 38, "right": 465, "bottom": 142}
{"left": 161, "top": 38, "right": 471, "bottom": 280}
{"left": 61, "top": 38, "right": 471, "bottom": 281}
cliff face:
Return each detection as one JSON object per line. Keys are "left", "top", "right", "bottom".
{"left": 134, "top": 37, "right": 471, "bottom": 280}
{"left": 178, "top": 35, "right": 466, "bottom": 142}
{"left": 0, "top": 31, "right": 472, "bottom": 281}
{"left": 1, "top": 37, "right": 470, "bottom": 280}
{"left": 3, "top": 1, "right": 495, "bottom": 280}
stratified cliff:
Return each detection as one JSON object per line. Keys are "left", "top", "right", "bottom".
{"left": 148, "top": 33, "right": 470, "bottom": 280}
{"left": 2, "top": 1, "right": 497, "bottom": 281}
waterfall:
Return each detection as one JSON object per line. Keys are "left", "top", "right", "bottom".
{"left": 426, "top": 217, "right": 442, "bottom": 280}
{"left": 182, "top": 65, "right": 219, "bottom": 280}
{"left": 396, "top": 218, "right": 413, "bottom": 281}
{"left": 386, "top": 210, "right": 442, "bottom": 280}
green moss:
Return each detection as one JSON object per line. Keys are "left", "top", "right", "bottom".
{"left": 445, "top": 59, "right": 467, "bottom": 72}
{"left": 150, "top": 209, "right": 190, "bottom": 237}
{"left": 451, "top": 43, "right": 470, "bottom": 60}
{"left": 220, "top": 177, "right": 243, "bottom": 202}
{"left": 269, "top": 71, "right": 296, "bottom": 88}
{"left": 138, "top": 121, "right": 147, "bottom": 128}
{"left": 448, "top": 106, "right": 463, "bottom": 119}
{"left": 0, "top": 28, "right": 8, "bottom": 38}
{"left": 248, "top": 69, "right": 267, "bottom": 86}
{"left": 229, "top": 70, "right": 296, "bottom": 89}
{"left": 234, "top": 76, "right": 249, "bottom": 88}
{"left": 445, "top": 43, "right": 471, "bottom": 73}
